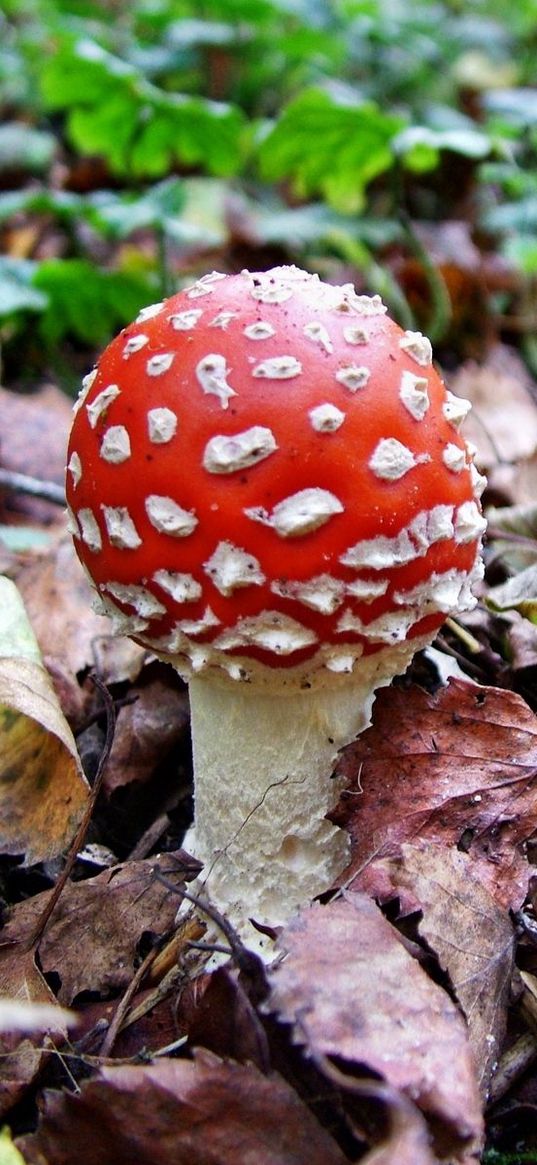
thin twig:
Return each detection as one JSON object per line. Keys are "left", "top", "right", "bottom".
{"left": 99, "top": 942, "right": 161, "bottom": 1058}
{"left": 29, "top": 676, "right": 116, "bottom": 947}
{"left": 0, "top": 468, "right": 66, "bottom": 506}
{"left": 152, "top": 868, "right": 270, "bottom": 1002}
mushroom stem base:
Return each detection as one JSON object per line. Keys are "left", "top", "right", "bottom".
{"left": 184, "top": 673, "right": 376, "bottom": 955}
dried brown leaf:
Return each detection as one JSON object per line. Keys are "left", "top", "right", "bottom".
{"left": 1, "top": 853, "right": 188, "bottom": 1004}
{"left": 359, "top": 1104, "right": 437, "bottom": 1165}
{"left": 332, "top": 679, "right": 537, "bottom": 911}
{"left": 19, "top": 1049, "right": 348, "bottom": 1165}
{"left": 0, "top": 577, "right": 88, "bottom": 863}
{"left": 390, "top": 843, "right": 514, "bottom": 1096}
{"left": 450, "top": 345, "right": 537, "bottom": 473}
{"left": 0, "top": 944, "right": 69, "bottom": 1117}
{"left": 267, "top": 895, "right": 483, "bottom": 1162}
{"left": 186, "top": 965, "right": 270, "bottom": 1070}
{"left": 103, "top": 678, "right": 189, "bottom": 794}
{"left": 16, "top": 537, "right": 145, "bottom": 702}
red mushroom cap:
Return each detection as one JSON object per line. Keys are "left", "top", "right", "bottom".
{"left": 66, "top": 266, "right": 486, "bottom": 687}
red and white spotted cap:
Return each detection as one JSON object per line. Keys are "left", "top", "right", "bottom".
{"left": 66, "top": 266, "right": 486, "bottom": 688}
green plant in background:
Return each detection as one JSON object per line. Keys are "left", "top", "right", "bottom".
{"left": 1, "top": 0, "right": 537, "bottom": 383}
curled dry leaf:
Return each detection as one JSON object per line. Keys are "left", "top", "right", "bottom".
{"left": 1, "top": 852, "right": 189, "bottom": 1005}
{"left": 0, "top": 943, "right": 70, "bottom": 1118}
{"left": 358, "top": 1100, "right": 437, "bottom": 1165}
{"left": 449, "top": 345, "right": 537, "bottom": 501}
{"left": 15, "top": 537, "right": 146, "bottom": 712}
{"left": 332, "top": 678, "right": 537, "bottom": 911}
{"left": 389, "top": 842, "right": 515, "bottom": 1098}
{"left": 267, "top": 895, "right": 483, "bottom": 1162}
{"left": 0, "top": 576, "right": 88, "bottom": 863}
{"left": 103, "top": 677, "right": 189, "bottom": 794}
{"left": 18, "top": 1049, "right": 348, "bottom": 1165}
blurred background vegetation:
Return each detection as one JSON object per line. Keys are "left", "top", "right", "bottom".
{"left": 1, "top": 0, "right": 537, "bottom": 390}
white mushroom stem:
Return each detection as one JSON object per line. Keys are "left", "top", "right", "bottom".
{"left": 179, "top": 627, "right": 424, "bottom": 959}
{"left": 184, "top": 676, "right": 361, "bottom": 953}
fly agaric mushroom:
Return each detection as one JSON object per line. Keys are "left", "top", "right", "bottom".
{"left": 66, "top": 266, "right": 486, "bottom": 952}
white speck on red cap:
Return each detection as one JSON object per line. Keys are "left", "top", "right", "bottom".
{"left": 303, "top": 321, "right": 333, "bottom": 353}
{"left": 100, "top": 425, "right": 131, "bottom": 464}
{"left": 101, "top": 505, "right": 141, "bottom": 550}
{"left": 470, "top": 463, "right": 487, "bottom": 498}
{"left": 153, "top": 570, "right": 202, "bottom": 604}
{"left": 343, "top": 325, "right": 369, "bottom": 345}
{"left": 243, "top": 322, "right": 276, "bottom": 340}
{"left": 123, "top": 334, "right": 149, "bottom": 358}
{"left": 196, "top": 354, "right": 236, "bottom": 408}
{"left": 335, "top": 365, "right": 371, "bottom": 392}
{"left": 394, "top": 568, "right": 474, "bottom": 614}
{"left": 103, "top": 581, "right": 167, "bottom": 619}
{"left": 145, "top": 495, "right": 198, "bottom": 537}
{"left": 308, "top": 403, "right": 345, "bottom": 432}
{"left": 209, "top": 311, "right": 238, "bottom": 329}
{"left": 203, "top": 426, "right": 277, "bottom": 474}
{"left": 271, "top": 574, "right": 345, "bottom": 615}
{"left": 345, "top": 577, "right": 389, "bottom": 603}
{"left": 443, "top": 391, "right": 472, "bottom": 428}
{"left": 86, "top": 384, "right": 120, "bottom": 428}
{"left": 252, "top": 356, "right": 302, "bottom": 380}
{"left": 399, "top": 330, "right": 432, "bottom": 367}
{"left": 324, "top": 647, "right": 364, "bottom": 673}
{"left": 177, "top": 607, "right": 220, "bottom": 635}
{"left": 77, "top": 508, "right": 102, "bottom": 552}
{"left": 443, "top": 443, "right": 467, "bottom": 473}
{"left": 204, "top": 541, "right": 265, "bottom": 596}
{"left": 214, "top": 611, "right": 317, "bottom": 655}
{"left": 250, "top": 278, "right": 294, "bottom": 304}
{"left": 245, "top": 487, "right": 344, "bottom": 538}
{"left": 185, "top": 283, "right": 216, "bottom": 299}
{"left": 168, "top": 309, "right": 203, "bottom": 330}
{"left": 147, "top": 407, "right": 178, "bottom": 444}
{"left": 67, "top": 451, "right": 82, "bottom": 487}
{"left": 454, "top": 501, "right": 487, "bottom": 543}
{"left": 147, "top": 353, "right": 175, "bottom": 377}
{"left": 136, "top": 302, "right": 164, "bottom": 322}
{"left": 369, "top": 437, "right": 419, "bottom": 481}
{"left": 73, "top": 368, "right": 98, "bottom": 415}
{"left": 337, "top": 607, "right": 416, "bottom": 645}
{"left": 399, "top": 370, "right": 430, "bottom": 420}
{"left": 340, "top": 504, "right": 455, "bottom": 570}
{"left": 340, "top": 291, "right": 386, "bottom": 317}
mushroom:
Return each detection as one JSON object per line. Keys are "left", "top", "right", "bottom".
{"left": 66, "top": 266, "right": 486, "bottom": 954}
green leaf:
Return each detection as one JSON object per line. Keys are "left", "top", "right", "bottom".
{"left": 32, "top": 259, "right": 155, "bottom": 346}
{"left": 484, "top": 87, "right": 537, "bottom": 128}
{"left": 395, "top": 124, "right": 491, "bottom": 172}
{"left": 0, "top": 258, "right": 47, "bottom": 316}
{"left": 0, "top": 188, "right": 83, "bottom": 224}
{"left": 0, "top": 123, "right": 56, "bottom": 174}
{"left": 486, "top": 502, "right": 537, "bottom": 573}
{"left": 487, "top": 564, "right": 537, "bottom": 623}
{"left": 504, "top": 233, "right": 537, "bottom": 274}
{"left": 258, "top": 88, "right": 405, "bottom": 213}
{"left": 88, "top": 179, "right": 186, "bottom": 238}
{"left": 0, "top": 1125, "right": 26, "bottom": 1165}
{"left": 40, "top": 38, "right": 245, "bottom": 178}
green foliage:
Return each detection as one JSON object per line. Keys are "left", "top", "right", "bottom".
{"left": 259, "top": 88, "right": 405, "bottom": 213}
{"left": 1, "top": 0, "right": 537, "bottom": 379}
{"left": 0, "top": 258, "right": 48, "bottom": 316}
{"left": 32, "top": 259, "right": 155, "bottom": 345}
{"left": 40, "top": 38, "right": 245, "bottom": 177}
